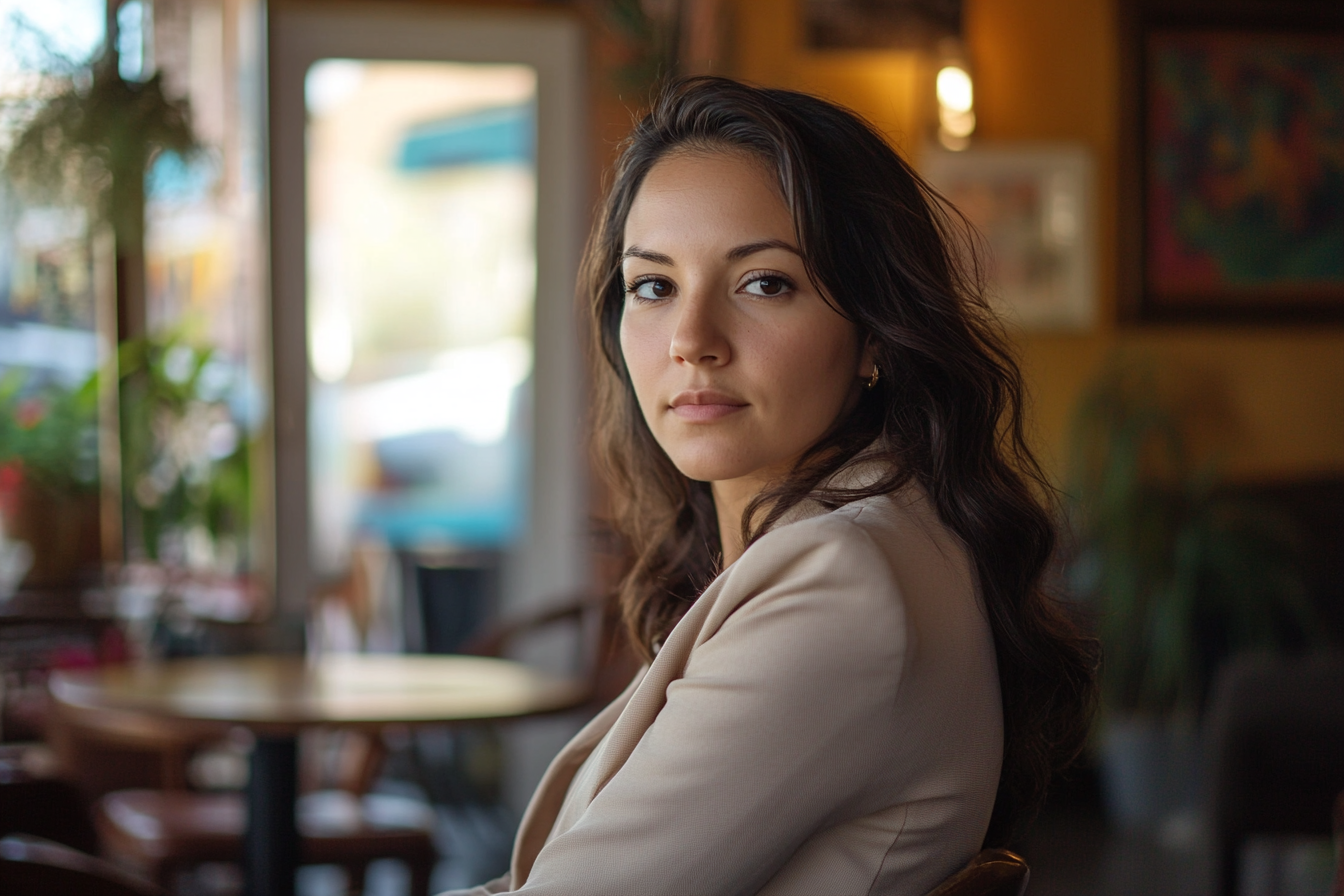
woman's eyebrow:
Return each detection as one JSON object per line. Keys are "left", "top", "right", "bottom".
{"left": 726, "top": 238, "right": 802, "bottom": 261}
{"left": 620, "top": 246, "right": 674, "bottom": 265}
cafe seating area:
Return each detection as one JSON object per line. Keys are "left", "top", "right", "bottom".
{"left": 1, "top": 1, "right": 1343, "bottom": 895}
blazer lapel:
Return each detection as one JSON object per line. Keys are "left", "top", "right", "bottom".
{"left": 512, "top": 492, "right": 838, "bottom": 883}
{"left": 509, "top": 579, "right": 729, "bottom": 885}
{"left": 510, "top": 666, "right": 645, "bottom": 885}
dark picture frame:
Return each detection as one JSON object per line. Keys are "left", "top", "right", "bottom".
{"left": 1119, "top": 0, "right": 1344, "bottom": 323}
{"left": 801, "top": 0, "right": 962, "bottom": 51}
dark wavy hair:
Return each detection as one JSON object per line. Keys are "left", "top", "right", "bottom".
{"left": 583, "top": 76, "right": 1098, "bottom": 845}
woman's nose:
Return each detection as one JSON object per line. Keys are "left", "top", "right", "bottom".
{"left": 668, "top": 290, "right": 730, "bottom": 366}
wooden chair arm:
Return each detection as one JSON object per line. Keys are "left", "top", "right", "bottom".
{"left": 924, "top": 848, "right": 1031, "bottom": 896}
{"left": 462, "top": 592, "right": 608, "bottom": 660}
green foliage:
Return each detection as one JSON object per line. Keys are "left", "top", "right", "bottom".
{"left": 118, "top": 331, "right": 250, "bottom": 564}
{"left": 0, "top": 368, "right": 100, "bottom": 496}
{"left": 1068, "top": 357, "right": 1317, "bottom": 716}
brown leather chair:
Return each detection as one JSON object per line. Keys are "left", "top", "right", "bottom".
{"left": 924, "top": 849, "right": 1031, "bottom": 896}
{"left": 0, "top": 833, "right": 166, "bottom": 896}
{"left": 95, "top": 730, "right": 437, "bottom": 895}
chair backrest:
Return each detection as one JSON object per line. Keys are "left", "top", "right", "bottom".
{"left": 925, "top": 849, "right": 1030, "bottom": 896}
{"left": 299, "top": 727, "right": 387, "bottom": 795}
{"left": 47, "top": 692, "right": 229, "bottom": 798}
{"left": 465, "top": 591, "right": 640, "bottom": 709}
{"left": 0, "top": 833, "right": 166, "bottom": 896}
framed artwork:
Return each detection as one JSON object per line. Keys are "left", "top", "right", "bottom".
{"left": 921, "top": 145, "right": 1097, "bottom": 331}
{"left": 1120, "top": 2, "right": 1344, "bottom": 322}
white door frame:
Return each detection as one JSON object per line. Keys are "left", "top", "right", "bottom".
{"left": 267, "top": 3, "right": 590, "bottom": 642}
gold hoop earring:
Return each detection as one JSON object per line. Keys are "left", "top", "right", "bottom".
{"left": 865, "top": 364, "right": 880, "bottom": 390}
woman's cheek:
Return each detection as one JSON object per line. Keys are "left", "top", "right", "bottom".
{"left": 619, "top": 319, "right": 664, "bottom": 414}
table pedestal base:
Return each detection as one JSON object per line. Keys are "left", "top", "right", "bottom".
{"left": 246, "top": 736, "right": 299, "bottom": 896}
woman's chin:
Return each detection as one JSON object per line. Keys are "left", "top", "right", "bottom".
{"left": 663, "top": 445, "right": 780, "bottom": 486}
{"left": 666, "top": 453, "right": 757, "bottom": 485}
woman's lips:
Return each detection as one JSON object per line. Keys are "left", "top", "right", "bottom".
{"left": 669, "top": 390, "right": 748, "bottom": 422}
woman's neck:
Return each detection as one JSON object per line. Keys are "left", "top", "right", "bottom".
{"left": 711, "top": 472, "right": 777, "bottom": 567}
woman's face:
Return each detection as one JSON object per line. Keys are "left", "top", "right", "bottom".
{"left": 619, "top": 149, "right": 869, "bottom": 488}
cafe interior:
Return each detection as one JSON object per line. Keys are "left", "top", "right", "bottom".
{"left": 0, "top": 0, "right": 1341, "bottom": 894}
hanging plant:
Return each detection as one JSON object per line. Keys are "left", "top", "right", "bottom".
{"left": 2, "top": 53, "right": 195, "bottom": 254}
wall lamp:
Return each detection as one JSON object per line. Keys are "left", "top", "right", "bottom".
{"left": 799, "top": 1, "right": 975, "bottom": 149}
{"left": 935, "top": 40, "right": 975, "bottom": 150}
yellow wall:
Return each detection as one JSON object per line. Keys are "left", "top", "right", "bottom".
{"left": 734, "top": 0, "right": 1344, "bottom": 483}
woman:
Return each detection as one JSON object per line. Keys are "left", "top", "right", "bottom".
{"left": 450, "top": 76, "right": 1097, "bottom": 896}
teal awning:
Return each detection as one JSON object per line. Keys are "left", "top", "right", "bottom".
{"left": 397, "top": 103, "right": 534, "bottom": 171}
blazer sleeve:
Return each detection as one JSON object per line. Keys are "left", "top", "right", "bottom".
{"left": 514, "top": 516, "right": 909, "bottom": 895}
{"left": 437, "top": 873, "right": 511, "bottom": 896}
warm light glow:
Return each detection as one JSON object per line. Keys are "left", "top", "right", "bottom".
{"left": 936, "top": 65, "right": 974, "bottom": 114}
{"left": 939, "top": 106, "right": 976, "bottom": 139}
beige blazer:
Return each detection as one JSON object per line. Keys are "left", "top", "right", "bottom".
{"left": 448, "top": 475, "right": 1002, "bottom": 896}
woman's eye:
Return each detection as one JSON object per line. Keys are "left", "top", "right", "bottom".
{"left": 628, "top": 278, "right": 673, "bottom": 301}
{"left": 742, "top": 275, "right": 792, "bottom": 297}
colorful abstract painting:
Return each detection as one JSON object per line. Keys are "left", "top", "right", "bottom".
{"left": 1146, "top": 32, "right": 1344, "bottom": 309}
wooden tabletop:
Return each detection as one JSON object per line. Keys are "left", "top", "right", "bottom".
{"left": 49, "top": 654, "right": 588, "bottom": 736}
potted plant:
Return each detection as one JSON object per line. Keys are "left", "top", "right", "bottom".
{"left": 0, "top": 369, "right": 102, "bottom": 587}
{"left": 1067, "top": 356, "right": 1317, "bottom": 831}
{"left": 115, "top": 330, "right": 251, "bottom": 570}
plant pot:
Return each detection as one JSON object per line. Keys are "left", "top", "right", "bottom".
{"left": 4, "top": 480, "right": 102, "bottom": 588}
{"left": 1098, "top": 714, "right": 1203, "bottom": 832}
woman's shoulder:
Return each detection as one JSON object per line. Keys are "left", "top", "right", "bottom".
{"left": 730, "top": 495, "right": 897, "bottom": 593}
{"left": 702, "top": 482, "right": 978, "bottom": 643}
{"left": 747, "top": 481, "right": 964, "bottom": 580}
{"left": 704, "top": 489, "right": 917, "bottom": 631}
{"left": 685, "top": 498, "right": 911, "bottom": 697}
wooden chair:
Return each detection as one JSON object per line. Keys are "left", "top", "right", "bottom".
{"left": 389, "top": 592, "right": 632, "bottom": 810}
{"left": 464, "top": 590, "right": 638, "bottom": 711}
{"left": 924, "top": 849, "right": 1030, "bottom": 896}
{"left": 0, "top": 833, "right": 166, "bottom": 896}
{"left": 94, "top": 729, "right": 437, "bottom": 895}
{"left": 46, "top": 694, "right": 226, "bottom": 800}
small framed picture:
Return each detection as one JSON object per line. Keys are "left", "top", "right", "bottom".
{"left": 921, "top": 144, "right": 1097, "bottom": 331}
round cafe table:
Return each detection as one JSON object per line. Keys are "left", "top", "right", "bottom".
{"left": 49, "top": 654, "right": 587, "bottom": 896}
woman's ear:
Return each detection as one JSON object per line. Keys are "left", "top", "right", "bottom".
{"left": 856, "top": 338, "right": 877, "bottom": 381}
